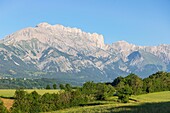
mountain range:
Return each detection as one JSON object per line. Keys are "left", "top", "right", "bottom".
{"left": 0, "top": 22, "right": 170, "bottom": 84}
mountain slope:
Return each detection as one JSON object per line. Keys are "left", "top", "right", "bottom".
{"left": 0, "top": 22, "right": 170, "bottom": 84}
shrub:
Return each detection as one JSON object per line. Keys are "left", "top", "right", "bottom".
{"left": 117, "top": 85, "right": 132, "bottom": 103}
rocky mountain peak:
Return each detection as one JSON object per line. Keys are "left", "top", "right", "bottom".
{"left": 36, "top": 22, "right": 52, "bottom": 28}
{"left": 112, "top": 40, "right": 133, "bottom": 46}
{"left": 111, "top": 40, "right": 136, "bottom": 52}
{"left": 2, "top": 23, "right": 105, "bottom": 49}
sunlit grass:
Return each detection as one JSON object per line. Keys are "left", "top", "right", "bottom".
{"left": 0, "top": 89, "right": 61, "bottom": 97}
{"left": 131, "top": 91, "right": 170, "bottom": 102}
{"left": 0, "top": 89, "right": 16, "bottom": 97}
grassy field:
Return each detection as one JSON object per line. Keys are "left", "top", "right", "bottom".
{"left": 45, "top": 91, "right": 170, "bottom": 113}
{"left": 131, "top": 91, "right": 170, "bottom": 102}
{"left": 0, "top": 89, "right": 61, "bottom": 97}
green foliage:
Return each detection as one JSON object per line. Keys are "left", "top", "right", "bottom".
{"left": 117, "top": 85, "right": 132, "bottom": 103}
{"left": 11, "top": 89, "right": 28, "bottom": 113}
{"left": 143, "top": 71, "right": 170, "bottom": 93}
{"left": 10, "top": 81, "right": 116, "bottom": 112}
{"left": 95, "top": 83, "right": 115, "bottom": 100}
{"left": 28, "top": 91, "right": 41, "bottom": 112}
{"left": 70, "top": 90, "right": 88, "bottom": 106}
{"left": 111, "top": 76, "right": 124, "bottom": 86}
{"left": 59, "top": 84, "right": 72, "bottom": 91}
{"left": 81, "top": 81, "right": 115, "bottom": 101}
{"left": 11, "top": 89, "right": 89, "bottom": 112}
{"left": 65, "top": 84, "right": 72, "bottom": 91}
{"left": 11, "top": 90, "right": 41, "bottom": 113}
{"left": 109, "top": 71, "right": 170, "bottom": 103}
{"left": 110, "top": 72, "right": 170, "bottom": 96}
{"left": 125, "top": 74, "right": 143, "bottom": 95}
{"left": 40, "top": 93, "right": 57, "bottom": 111}
{"left": 53, "top": 84, "right": 57, "bottom": 89}
{"left": 59, "top": 84, "right": 65, "bottom": 90}
{"left": 46, "top": 85, "right": 51, "bottom": 89}
{"left": 112, "top": 74, "right": 143, "bottom": 95}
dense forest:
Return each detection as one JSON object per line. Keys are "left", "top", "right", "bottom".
{"left": 0, "top": 71, "right": 170, "bottom": 113}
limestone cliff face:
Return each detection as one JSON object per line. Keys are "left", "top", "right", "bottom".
{"left": 0, "top": 22, "right": 170, "bottom": 82}
{"left": 3, "top": 22, "right": 105, "bottom": 49}
{"left": 2, "top": 23, "right": 105, "bottom": 58}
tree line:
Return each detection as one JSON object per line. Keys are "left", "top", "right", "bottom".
{"left": 108, "top": 71, "right": 170, "bottom": 102}
{"left": 0, "top": 78, "right": 63, "bottom": 89}
{"left": 9, "top": 82, "right": 115, "bottom": 113}
{"left": 0, "top": 71, "right": 170, "bottom": 113}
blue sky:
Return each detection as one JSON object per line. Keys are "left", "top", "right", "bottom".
{"left": 0, "top": 0, "right": 170, "bottom": 46}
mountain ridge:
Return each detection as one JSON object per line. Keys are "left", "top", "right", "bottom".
{"left": 0, "top": 22, "right": 169, "bottom": 84}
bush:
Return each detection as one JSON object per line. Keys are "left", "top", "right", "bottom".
{"left": 11, "top": 90, "right": 41, "bottom": 113}
{"left": 53, "top": 84, "right": 57, "bottom": 89}
{"left": 46, "top": 85, "right": 51, "bottom": 89}
{"left": 117, "top": 85, "right": 132, "bottom": 103}
{"left": 81, "top": 81, "right": 115, "bottom": 101}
